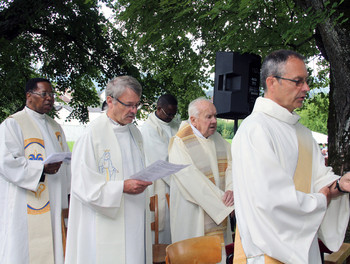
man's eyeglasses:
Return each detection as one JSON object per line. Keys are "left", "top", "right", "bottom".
{"left": 273, "top": 76, "right": 310, "bottom": 87}
{"left": 161, "top": 108, "right": 176, "bottom": 118}
{"left": 111, "top": 95, "right": 141, "bottom": 110}
{"left": 30, "top": 91, "right": 55, "bottom": 98}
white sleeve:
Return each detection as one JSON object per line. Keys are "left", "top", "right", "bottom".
{"left": 232, "top": 122, "right": 327, "bottom": 263}
{"left": 0, "top": 118, "right": 42, "bottom": 191}
{"left": 169, "top": 136, "right": 233, "bottom": 224}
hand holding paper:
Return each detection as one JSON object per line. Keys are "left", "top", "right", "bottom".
{"left": 42, "top": 152, "right": 72, "bottom": 165}
{"left": 130, "top": 160, "right": 189, "bottom": 182}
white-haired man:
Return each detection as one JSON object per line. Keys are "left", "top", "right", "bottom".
{"left": 168, "top": 97, "right": 234, "bottom": 263}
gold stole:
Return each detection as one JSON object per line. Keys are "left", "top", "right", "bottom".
{"left": 176, "top": 122, "right": 229, "bottom": 243}
{"left": 233, "top": 123, "right": 313, "bottom": 264}
{"left": 11, "top": 110, "right": 62, "bottom": 264}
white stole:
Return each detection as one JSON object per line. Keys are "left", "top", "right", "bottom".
{"left": 91, "top": 114, "right": 145, "bottom": 263}
{"left": 91, "top": 115, "right": 126, "bottom": 263}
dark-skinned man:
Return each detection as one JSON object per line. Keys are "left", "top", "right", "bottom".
{"left": 0, "top": 78, "right": 71, "bottom": 264}
{"left": 140, "top": 94, "right": 180, "bottom": 244}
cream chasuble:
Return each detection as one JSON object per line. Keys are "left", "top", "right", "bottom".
{"left": 140, "top": 111, "right": 180, "bottom": 243}
{"left": 231, "top": 98, "right": 349, "bottom": 264}
{"left": 169, "top": 121, "right": 234, "bottom": 264}
{"left": 65, "top": 113, "right": 152, "bottom": 264}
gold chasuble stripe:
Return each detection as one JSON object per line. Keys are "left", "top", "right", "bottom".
{"left": 176, "top": 122, "right": 228, "bottom": 244}
{"left": 233, "top": 123, "right": 313, "bottom": 264}
{"left": 11, "top": 110, "right": 54, "bottom": 264}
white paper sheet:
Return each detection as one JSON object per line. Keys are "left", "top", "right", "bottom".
{"left": 42, "top": 152, "right": 72, "bottom": 165}
{"left": 131, "top": 160, "right": 189, "bottom": 182}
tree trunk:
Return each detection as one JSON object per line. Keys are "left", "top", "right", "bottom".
{"left": 296, "top": 0, "right": 350, "bottom": 175}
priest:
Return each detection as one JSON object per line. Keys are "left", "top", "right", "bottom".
{"left": 168, "top": 97, "right": 234, "bottom": 264}
{"left": 232, "top": 49, "right": 350, "bottom": 264}
{"left": 65, "top": 76, "right": 152, "bottom": 264}
{"left": 0, "top": 78, "right": 71, "bottom": 264}
{"left": 140, "top": 94, "right": 180, "bottom": 244}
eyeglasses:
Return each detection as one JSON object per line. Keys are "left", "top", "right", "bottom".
{"left": 273, "top": 76, "right": 310, "bottom": 87}
{"left": 110, "top": 96, "right": 141, "bottom": 110}
{"left": 30, "top": 91, "right": 55, "bottom": 98}
{"left": 161, "top": 108, "right": 176, "bottom": 118}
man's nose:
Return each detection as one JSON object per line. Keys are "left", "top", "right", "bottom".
{"left": 303, "top": 82, "right": 310, "bottom": 92}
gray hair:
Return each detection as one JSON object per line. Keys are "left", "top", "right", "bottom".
{"left": 188, "top": 97, "right": 212, "bottom": 118}
{"left": 260, "top": 50, "right": 305, "bottom": 91}
{"left": 106, "top": 76, "right": 142, "bottom": 99}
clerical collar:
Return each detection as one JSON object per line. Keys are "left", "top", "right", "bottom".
{"left": 106, "top": 114, "right": 132, "bottom": 130}
{"left": 189, "top": 121, "right": 206, "bottom": 139}
{"left": 154, "top": 112, "right": 170, "bottom": 126}
{"left": 253, "top": 97, "right": 300, "bottom": 125}
{"left": 107, "top": 114, "right": 124, "bottom": 127}
{"left": 25, "top": 106, "right": 46, "bottom": 120}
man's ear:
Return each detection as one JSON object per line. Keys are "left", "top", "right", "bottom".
{"left": 106, "top": 96, "right": 113, "bottom": 104}
{"left": 265, "top": 76, "right": 277, "bottom": 96}
{"left": 190, "top": 116, "right": 196, "bottom": 125}
{"left": 266, "top": 76, "right": 276, "bottom": 90}
{"left": 26, "top": 92, "right": 32, "bottom": 101}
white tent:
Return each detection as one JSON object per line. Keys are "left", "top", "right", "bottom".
{"left": 312, "top": 131, "right": 328, "bottom": 144}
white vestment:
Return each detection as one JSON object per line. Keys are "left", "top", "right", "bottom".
{"left": 65, "top": 113, "right": 152, "bottom": 264}
{"left": 0, "top": 107, "right": 71, "bottom": 264}
{"left": 140, "top": 112, "right": 180, "bottom": 244}
{"left": 168, "top": 121, "right": 234, "bottom": 264}
{"left": 231, "top": 97, "right": 349, "bottom": 264}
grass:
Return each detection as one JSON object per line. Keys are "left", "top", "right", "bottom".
{"left": 67, "top": 141, "right": 75, "bottom": 152}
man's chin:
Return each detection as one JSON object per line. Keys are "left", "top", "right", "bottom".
{"left": 207, "top": 129, "right": 216, "bottom": 137}
{"left": 125, "top": 116, "right": 135, "bottom": 123}
{"left": 43, "top": 106, "right": 53, "bottom": 113}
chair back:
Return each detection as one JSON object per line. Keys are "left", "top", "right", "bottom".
{"left": 61, "top": 208, "right": 69, "bottom": 257}
{"left": 150, "top": 194, "right": 169, "bottom": 263}
{"left": 165, "top": 236, "right": 222, "bottom": 264}
{"left": 149, "top": 194, "right": 160, "bottom": 244}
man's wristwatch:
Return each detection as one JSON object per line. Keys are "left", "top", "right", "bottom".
{"left": 336, "top": 178, "right": 349, "bottom": 193}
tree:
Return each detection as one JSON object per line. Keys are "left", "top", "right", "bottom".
{"left": 297, "top": 57, "right": 330, "bottom": 135}
{"left": 296, "top": 93, "right": 329, "bottom": 135}
{"left": 113, "top": 0, "right": 349, "bottom": 172}
{"left": 295, "top": 0, "right": 350, "bottom": 175}
{"left": 0, "top": 0, "right": 139, "bottom": 123}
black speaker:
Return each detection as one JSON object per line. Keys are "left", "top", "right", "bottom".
{"left": 213, "top": 51, "right": 261, "bottom": 119}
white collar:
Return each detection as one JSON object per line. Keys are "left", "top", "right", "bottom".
{"left": 189, "top": 120, "right": 206, "bottom": 139}
{"left": 25, "top": 106, "right": 46, "bottom": 120}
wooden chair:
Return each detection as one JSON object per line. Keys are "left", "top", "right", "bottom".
{"left": 324, "top": 243, "right": 350, "bottom": 264}
{"left": 166, "top": 193, "right": 170, "bottom": 207}
{"left": 61, "top": 208, "right": 69, "bottom": 258}
{"left": 165, "top": 236, "right": 222, "bottom": 264}
{"left": 150, "top": 194, "right": 169, "bottom": 264}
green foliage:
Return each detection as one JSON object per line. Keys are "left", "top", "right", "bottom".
{"left": 295, "top": 56, "right": 330, "bottom": 134}
{"left": 216, "top": 119, "right": 242, "bottom": 139}
{"left": 111, "top": 0, "right": 343, "bottom": 119}
{"left": 296, "top": 93, "right": 329, "bottom": 135}
{"left": 67, "top": 141, "right": 75, "bottom": 152}
{"left": 1, "top": 0, "right": 345, "bottom": 125}
{"left": 0, "top": 0, "right": 138, "bottom": 123}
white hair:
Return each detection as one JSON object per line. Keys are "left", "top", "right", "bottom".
{"left": 188, "top": 97, "right": 212, "bottom": 118}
